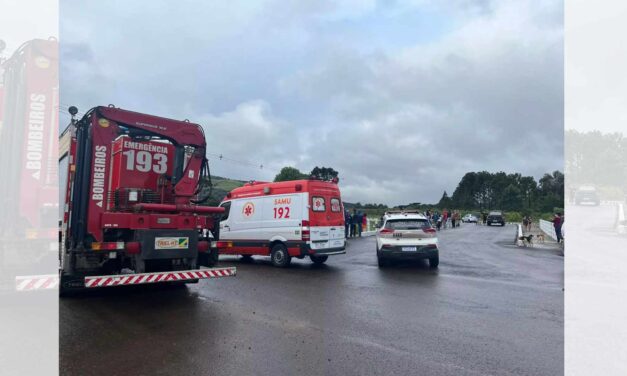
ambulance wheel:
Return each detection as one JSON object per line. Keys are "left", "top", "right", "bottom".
{"left": 310, "top": 255, "right": 328, "bottom": 265}
{"left": 270, "top": 244, "right": 291, "bottom": 267}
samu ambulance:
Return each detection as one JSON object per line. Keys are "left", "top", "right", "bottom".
{"left": 216, "top": 178, "right": 346, "bottom": 267}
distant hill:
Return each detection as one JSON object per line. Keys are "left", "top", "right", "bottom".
{"left": 199, "top": 175, "right": 246, "bottom": 206}
{"left": 212, "top": 175, "right": 246, "bottom": 192}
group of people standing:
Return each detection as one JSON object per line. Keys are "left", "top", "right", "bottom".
{"left": 345, "top": 209, "right": 367, "bottom": 238}
{"left": 425, "top": 209, "right": 461, "bottom": 231}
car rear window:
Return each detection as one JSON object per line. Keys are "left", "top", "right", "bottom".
{"left": 385, "top": 219, "right": 430, "bottom": 230}
{"left": 330, "top": 198, "right": 341, "bottom": 212}
{"left": 312, "top": 196, "right": 326, "bottom": 212}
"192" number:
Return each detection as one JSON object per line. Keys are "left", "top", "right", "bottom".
{"left": 273, "top": 207, "right": 290, "bottom": 219}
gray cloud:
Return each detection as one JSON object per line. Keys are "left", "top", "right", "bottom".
{"left": 61, "top": 0, "right": 563, "bottom": 206}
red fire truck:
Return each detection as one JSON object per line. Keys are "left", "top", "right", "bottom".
{"left": 59, "top": 105, "right": 235, "bottom": 292}
{"left": 0, "top": 38, "right": 59, "bottom": 283}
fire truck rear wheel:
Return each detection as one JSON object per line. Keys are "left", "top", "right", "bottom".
{"left": 310, "top": 255, "right": 328, "bottom": 265}
{"left": 270, "top": 243, "right": 291, "bottom": 267}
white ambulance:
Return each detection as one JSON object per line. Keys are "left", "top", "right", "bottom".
{"left": 216, "top": 179, "right": 346, "bottom": 267}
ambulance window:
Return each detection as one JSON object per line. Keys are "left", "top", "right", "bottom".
{"left": 330, "top": 198, "right": 341, "bottom": 212}
{"left": 312, "top": 196, "right": 326, "bottom": 212}
{"left": 220, "top": 201, "right": 231, "bottom": 220}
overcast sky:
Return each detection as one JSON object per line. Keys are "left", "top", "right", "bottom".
{"left": 61, "top": 0, "right": 563, "bottom": 206}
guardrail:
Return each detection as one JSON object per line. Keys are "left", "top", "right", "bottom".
{"left": 539, "top": 219, "right": 557, "bottom": 241}
{"left": 515, "top": 224, "right": 523, "bottom": 246}
{"left": 617, "top": 203, "right": 626, "bottom": 234}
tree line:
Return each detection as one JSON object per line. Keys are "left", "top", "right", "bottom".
{"left": 439, "top": 170, "right": 564, "bottom": 213}
{"left": 273, "top": 166, "right": 339, "bottom": 182}
{"left": 565, "top": 130, "right": 626, "bottom": 189}
{"left": 209, "top": 165, "right": 564, "bottom": 216}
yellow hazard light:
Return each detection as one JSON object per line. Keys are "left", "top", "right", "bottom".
{"left": 91, "top": 242, "right": 102, "bottom": 250}
{"left": 26, "top": 229, "right": 37, "bottom": 239}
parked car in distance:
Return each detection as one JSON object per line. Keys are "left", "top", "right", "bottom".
{"left": 376, "top": 211, "right": 439, "bottom": 268}
{"left": 462, "top": 213, "right": 478, "bottom": 223}
{"left": 486, "top": 211, "right": 505, "bottom": 226}
{"left": 574, "top": 186, "right": 600, "bottom": 206}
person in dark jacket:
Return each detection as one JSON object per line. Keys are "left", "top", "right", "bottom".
{"left": 344, "top": 209, "right": 351, "bottom": 238}
{"left": 356, "top": 211, "right": 364, "bottom": 237}
{"left": 553, "top": 212, "right": 563, "bottom": 243}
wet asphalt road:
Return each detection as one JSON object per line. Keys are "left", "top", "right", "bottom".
{"left": 60, "top": 223, "right": 563, "bottom": 376}
{"left": 565, "top": 202, "right": 627, "bottom": 376}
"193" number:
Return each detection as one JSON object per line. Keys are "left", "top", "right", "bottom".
{"left": 122, "top": 150, "right": 168, "bottom": 174}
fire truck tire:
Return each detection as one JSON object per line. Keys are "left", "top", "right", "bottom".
{"left": 270, "top": 243, "right": 291, "bottom": 267}
{"left": 198, "top": 248, "right": 219, "bottom": 267}
{"left": 310, "top": 255, "right": 328, "bottom": 265}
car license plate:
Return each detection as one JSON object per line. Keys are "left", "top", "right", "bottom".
{"left": 402, "top": 246, "right": 417, "bottom": 252}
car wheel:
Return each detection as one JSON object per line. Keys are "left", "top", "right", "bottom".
{"left": 270, "top": 243, "right": 291, "bottom": 268}
{"left": 429, "top": 255, "right": 439, "bottom": 268}
{"left": 310, "top": 255, "right": 328, "bottom": 265}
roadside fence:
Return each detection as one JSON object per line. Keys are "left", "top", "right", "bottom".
{"left": 539, "top": 219, "right": 557, "bottom": 241}
{"left": 515, "top": 224, "right": 524, "bottom": 246}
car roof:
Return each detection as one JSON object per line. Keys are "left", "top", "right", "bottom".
{"left": 384, "top": 212, "right": 427, "bottom": 220}
{"left": 488, "top": 211, "right": 502, "bottom": 215}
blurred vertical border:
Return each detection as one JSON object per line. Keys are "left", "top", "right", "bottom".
{"left": 565, "top": 1, "right": 627, "bottom": 375}
{"left": 0, "top": 0, "right": 59, "bottom": 375}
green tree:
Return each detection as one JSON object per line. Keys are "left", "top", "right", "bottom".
{"left": 502, "top": 184, "right": 522, "bottom": 211}
{"left": 310, "top": 166, "right": 339, "bottom": 181}
{"left": 438, "top": 191, "right": 452, "bottom": 208}
{"left": 274, "top": 166, "right": 308, "bottom": 182}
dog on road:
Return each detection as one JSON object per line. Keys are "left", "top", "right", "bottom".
{"left": 535, "top": 234, "right": 545, "bottom": 243}
{"left": 518, "top": 234, "right": 534, "bottom": 247}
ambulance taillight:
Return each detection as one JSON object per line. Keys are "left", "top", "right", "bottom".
{"left": 301, "top": 220, "right": 310, "bottom": 241}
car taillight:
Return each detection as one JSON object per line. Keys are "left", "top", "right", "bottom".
{"left": 423, "top": 228, "right": 436, "bottom": 234}
{"left": 379, "top": 228, "right": 394, "bottom": 234}
{"left": 302, "top": 220, "right": 310, "bottom": 241}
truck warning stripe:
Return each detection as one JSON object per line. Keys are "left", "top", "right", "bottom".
{"left": 84, "top": 267, "right": 236, "bottom": 288}
{"left": 15, "top": 275, "right": 59, "bottom": 291}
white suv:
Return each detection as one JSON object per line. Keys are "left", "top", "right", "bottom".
{"left": 376, "top": 211, "right": 439, "bottom": 268}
